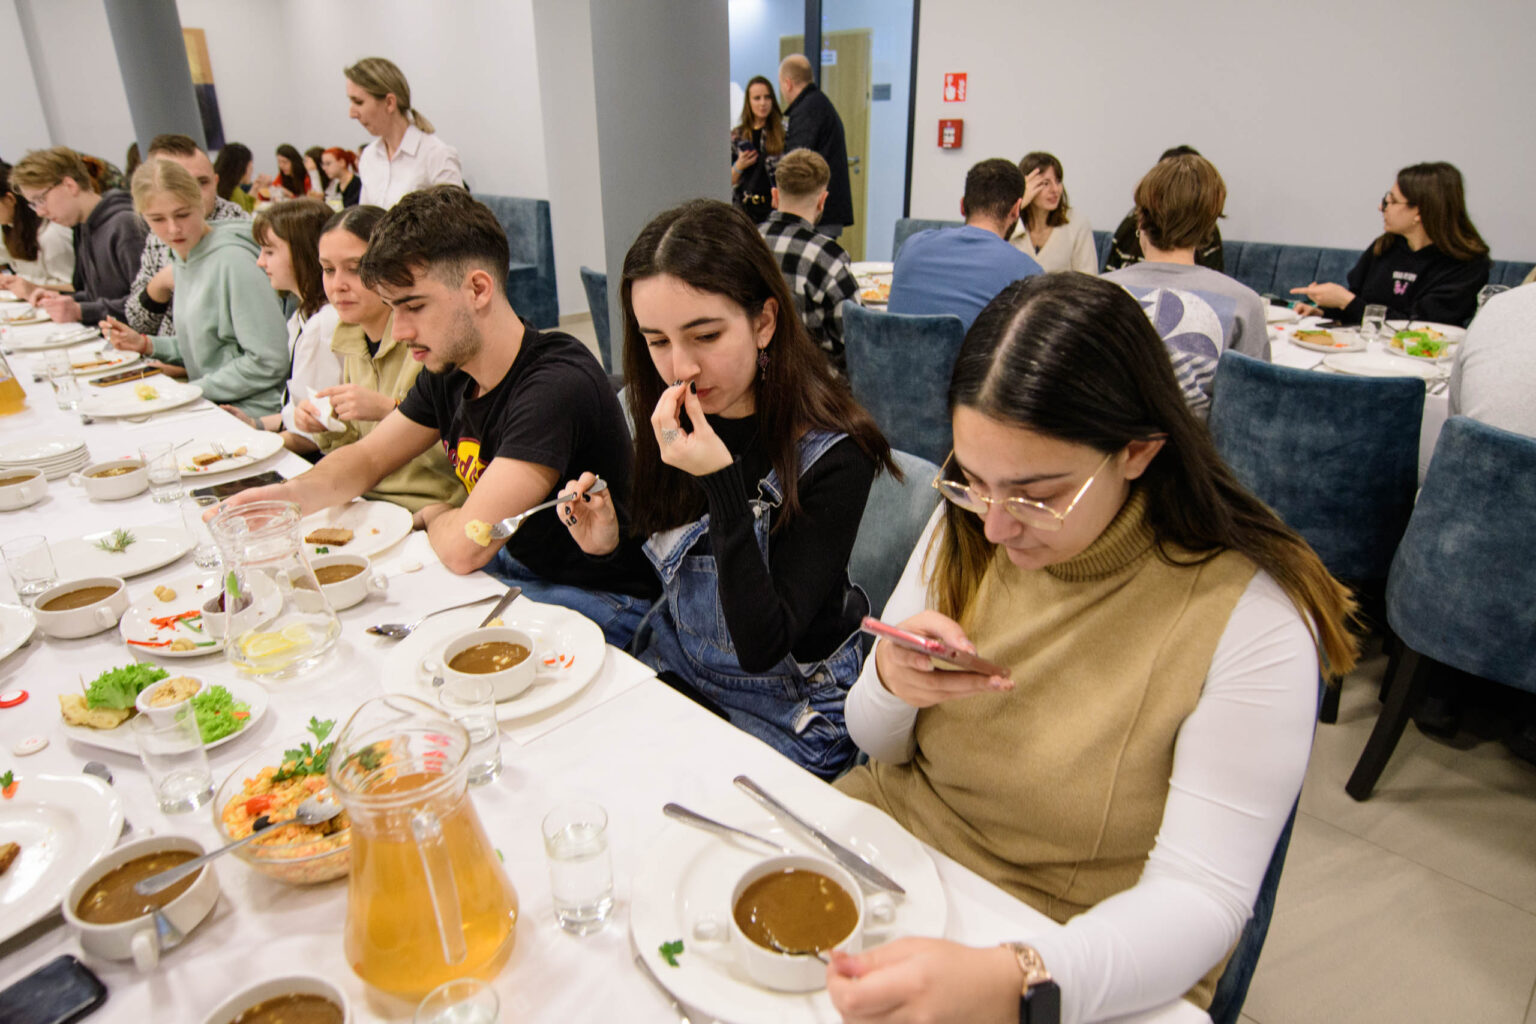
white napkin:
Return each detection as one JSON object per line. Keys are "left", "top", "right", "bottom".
{"left": 305, "top": 385, "right": 345, "bottom": 432}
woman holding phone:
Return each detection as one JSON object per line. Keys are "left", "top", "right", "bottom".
{"left": 558, "top": 199, "right": 894, "bottom": 778}
{"left": 730, "top": 75, "right": 784, "bottom": 224}
{"left": 827, "top": 273, "right": 1357, "bottom": 1023}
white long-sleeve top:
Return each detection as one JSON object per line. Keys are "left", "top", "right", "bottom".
{"left": 10, "top": 220, "right": 76, "bottom": 289}
{"left": 1011, "top": 212, "right": 1099, "bottom": 275}
{"left": 279, "top": 304, "right": 343, "bottom": 437}
{"left": 848, "top": 511, "right": 1319, "bottom": 1024}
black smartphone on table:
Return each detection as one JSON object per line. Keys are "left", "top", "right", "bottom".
{"left": 190, "top": 468, "right": 286, "bottom": 501}
{"left": 0, "top": 955, "right": 107, "bottom": 1024}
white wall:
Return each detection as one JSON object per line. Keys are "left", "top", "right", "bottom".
{"left": 0, "top": 0, "right": 51, "bottom": 158}
{"left": 910, "top": 0, "right": 1536, "bottom": 262}
{"left": 11, "top": 0, "right": 134, "bottom": 164}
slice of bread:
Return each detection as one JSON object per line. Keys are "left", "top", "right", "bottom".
{"left": 304, "top": 527, "right": 354, "bottom": 546}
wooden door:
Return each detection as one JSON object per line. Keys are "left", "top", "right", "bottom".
{"left": 781, "top": 30, "right": 871, "bottom": 260}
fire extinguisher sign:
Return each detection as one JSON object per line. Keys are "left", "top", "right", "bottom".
{"left": 943, "top": 73, "right": 967, "bottom": 102}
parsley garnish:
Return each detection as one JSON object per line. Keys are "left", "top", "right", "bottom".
{"left": 272, "top": 717, "right": 336, "bottom": 782}
{"left": 659, "top": 939, "right": 684, "bottom": 967}
{"left": 94, "top": 528, "right": 135, "bottom": 553}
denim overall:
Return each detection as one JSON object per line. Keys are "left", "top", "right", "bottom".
{"left": 634, "top": 429, "right": 865, "bottom": 779}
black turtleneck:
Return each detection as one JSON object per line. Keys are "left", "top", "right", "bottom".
{"left": 689, "top": 413, "right": 875, "bottom": 672}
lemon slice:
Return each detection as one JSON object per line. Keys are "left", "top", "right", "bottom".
{"left": 281, "top": 622, "right": 311, "bottom": 644}
{"left": 239, "top": 632, "right": 294, "bottom": 660}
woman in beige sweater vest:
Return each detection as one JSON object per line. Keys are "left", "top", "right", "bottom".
{"left": 828, "top": 274, "right": 1358, "bottom": 1024}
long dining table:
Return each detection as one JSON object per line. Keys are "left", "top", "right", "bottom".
{"left": 0, "top": 311, "right": 1206, "bottom": 1024}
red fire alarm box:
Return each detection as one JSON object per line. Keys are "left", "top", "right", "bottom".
{"left": 938, "top": 119, "right": 963, "bottom": 149}
{"left": 943, "top": 73, "right": 967, "bottom": 102}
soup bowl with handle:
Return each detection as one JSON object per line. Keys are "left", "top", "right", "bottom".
{"left": 0, "top": 467, "right": 47, "bottom": 511}
{"left": 68, "top": 459, "right": 148, "bottom": 500}
{"left": 310, "top": 553, "right": 387, "bottom": 611}
{"left": 437, "top": 625, "right": 536, "bottom": 701}
{"left": 31, "top": 576, "right": 129, "bottom": 638}
{"left": 200, "top": 974, "right": 351, "bottom": 1024}
{"left": 727, "top": 853, "right": 866, "bottom": 992}
{"left": 62, "top": 834, "right": 221, "bottom": 971}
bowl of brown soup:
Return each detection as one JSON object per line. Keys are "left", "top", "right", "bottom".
{"left": 32, "top": 576, "right": 129, "bottom": 638}
{"left": 729, "top": 854, "right": 864, "bottom": 991}
{"left": 200, "top": 974, "right": 350, "bottom": 1024}
{"left": 310, "top": 553, "right": 386, "bottom": 611}
{"left": 68, "top": 459, "right": 148, "bottom": 501}
{"left": 62, "top": 834, "right": 221, "bottom": 971}
{"left": 440, "top": 625, "right": 535, "bottom": 700}
{"left": 0, "top": 467, "right": 47, "bottom": 510}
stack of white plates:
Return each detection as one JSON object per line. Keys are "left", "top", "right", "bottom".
{"left": 1, "top": 436, "right": 89, "bottom": 480}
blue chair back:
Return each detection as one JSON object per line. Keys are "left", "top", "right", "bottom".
{"left": 1207, "top": 802, "right": 1299, "bottom": 1024}
{"left": 842, "top": 302, "right": 966, "bottom": 466}
{"left": 1208, "top": 352, "right": 1422, "bottom": 581}
{"left": 1386, "top": 416, "right": 1536, "bottom": 692}
{"left": 1092, "top": 229, "right": 1113, "bottom": 272}
{"left": 579, "top": 266, "right": 612, "bottom": 372}
{"left": 471, "top": 193, "right": 558, "bottom": 328}
{"left": 892, "top": 218, "right": 961, "bottom": 258}
{"left": 849, "top": 451, "right": 941, "bottom": 617}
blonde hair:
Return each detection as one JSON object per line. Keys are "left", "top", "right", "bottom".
{"left": 130, "top": 158, "right": 203, "bottom": 213}
{"left": 345, "top": 57, "right": 434, "bottom": 133}
{"left": 774, "top": 149, "right": 829, "bottom": 199}
{"left": 11, "top": 146, "right": 93, "bottom": 193}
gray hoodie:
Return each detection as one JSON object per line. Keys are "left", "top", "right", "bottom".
{"left": 72, "top": 188, "right": 148, "bottom": 322}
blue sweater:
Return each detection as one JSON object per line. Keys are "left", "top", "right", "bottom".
{"left": 889, "top": 225, "right": 1043, "bottom": 329}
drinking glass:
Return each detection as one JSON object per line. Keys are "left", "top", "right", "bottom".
{"left": 1360, "top": 304, "right": 1388, "bottom": 351}
{"left": 1477, "top": 284, "right": 1510, "bottom": 310}
{"left": 437, "top": 677, "right": 502, "bottom": 786}
{"left": 2, "top": 534, "right": 57, "bottom": 601}
{"left": 131, "top": 711, "right": 213, "bottom": 813}
{"left": 414, "top": 978, "right": 500, "bottom": 1024}
{"left": 181, "top": 494, "right": 222, "bottom": 569}
{"left": 542, "top": 800, "right": 614, "bottom": 935}
{"left": 44, "top": 349, "right": 80, "bottom": 410}
{"left": 139, "top": 442, "right": 183, "bottom": 504}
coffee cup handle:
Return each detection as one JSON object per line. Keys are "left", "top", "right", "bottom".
{"left": 130, "top": 928, "right": 160, "bottom": 971}
{"left": 94, "top": 605, "right": 117, "bottom": 627}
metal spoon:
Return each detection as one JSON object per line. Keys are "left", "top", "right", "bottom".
{"left": 364, "top": 593, "right": 501, "bottom": 640}
{"left": 488, "top": 478, "right": 608, "bottom": 541}
{"left": 662, "top": 802, "right": 793, "bottom": 855}
{"left": 134, "top": 796, "right": 343, "bottom": 896}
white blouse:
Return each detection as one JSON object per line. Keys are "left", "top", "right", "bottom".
{"left": 847, "top": 509, "right": 1319, "bottom": 1024}
{"left": 1011, "top": 213, "right": 1098, "bottom": 275}
{"left": 279, "top": 304, "right": 343, "bottom": 437}
{"left": 10, "top": 220, "right": 76, "bottom": 289}
{"left": 357, "top": 125, "right": 464, "bottom": 209}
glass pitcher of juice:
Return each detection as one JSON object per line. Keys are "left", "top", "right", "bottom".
{"left": 209, "top": 500, "right": 340, "bottom": 678}
{"left": 328, "top": 695, "right": 519, "bottom": 1000}
{"left": 0, "top": 351, "right": 27, "bottom": 416}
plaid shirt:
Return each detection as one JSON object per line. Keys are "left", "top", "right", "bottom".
{"left": 760, "top": 211, "right": 860, "bottom": 365}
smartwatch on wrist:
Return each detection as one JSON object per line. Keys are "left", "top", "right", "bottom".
{"left": 1003, "top": 943, "right": 1060, "bottom": 1024}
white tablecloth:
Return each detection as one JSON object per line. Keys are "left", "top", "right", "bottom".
{"left": 0, "top": 330, "right": 1204, "bottom": 1024}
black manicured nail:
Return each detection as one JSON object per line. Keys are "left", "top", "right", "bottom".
{"left": 689, "top": 382, "right": 697, "bottom": 394}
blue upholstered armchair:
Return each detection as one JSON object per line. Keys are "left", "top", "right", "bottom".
{"left": 842, "top": 302, "right": 966, "bottom": 466}
{"left": 471, "top": 193, "right": 558, "bottom": 329}
{"left": 579, "top": 266, "right": 612, "bottom": 373}
{"left": 848, "top": 450, "right": 941, "bottom": 617}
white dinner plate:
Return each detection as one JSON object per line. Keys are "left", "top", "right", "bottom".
{"left": 1285, "top": 327, "right": 1365, "bottom": 354}
{"left": 52, "top": 525, "right": 194, "bottom": 580}
{"left": 0, "top": 309, "right": 50, "bottom": 327}
{"left": 381, "top": 600, "right": 606, "bottom": 723}
{"left": 78, "top": 378, "right": 203, "bottom": 418}
{"left": 178, "top": 430, "right": 284, "bottom": 477}
{"left": 849, "top": 261, "right": 894, "bottom": 277}
{"left": 1321, "top": 351, "right": 1442, "bottom": 380}
{"left": 630, "top": 797, "right": 948, "bottom": 1024}
{"left": 8, "top": 327, "right": 102, "bottom": 351}
{"left": 0, "top": 773, "right": 123, "bottom": 945}
{"left": 1382, "top": 342, "right": 1455, "bottom": 365}
{"left": 1386, "top": 321, "right": 1467, "bottom": 344}
{"left": 69, "top": 349, "right": 140, "bottom": 376}
{"left": 4, "top": 436, "right": 87, "bottom": 464}
{"left": 0, "top": 603, "right": 37, "bottom": 665}
{"left": 59, "top": 675, "right": 269, "bottom": 755}
{"left": 299, "top": 499, "right": 413, "bottom": 557}
{"left": 117, "top": 571, "right": 281, "bottom": 658}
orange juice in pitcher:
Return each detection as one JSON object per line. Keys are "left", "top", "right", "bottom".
{"left": 329, "top": 697, "right": 519, "bottom": 1000}
{"left": 0, "top": 353, "right": 27, "bottom": 416}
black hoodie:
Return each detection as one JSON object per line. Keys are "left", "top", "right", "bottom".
{"left": 1339, "top": 237, "right": 1490, "bottom": 326}
{"left": 72, "top": 188, "right": 147, "bottom": 322}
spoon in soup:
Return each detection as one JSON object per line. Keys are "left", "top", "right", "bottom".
{"left": 133, "top": 796, "right": 343, "bottom": 896}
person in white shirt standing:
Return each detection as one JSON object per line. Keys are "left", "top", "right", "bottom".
{"left": 346, "top": 57, "right": 464, "bottom": 209}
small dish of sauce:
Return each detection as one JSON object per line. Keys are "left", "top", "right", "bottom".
{"left": 40, "top": 585, "right": 121, "bottom": 612}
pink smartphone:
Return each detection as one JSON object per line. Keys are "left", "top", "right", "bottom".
{"left": 859, "top": 617, "right": 1009, "bottom": 677}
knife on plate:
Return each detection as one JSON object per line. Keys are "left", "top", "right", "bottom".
{"left": 732, "top": 774, "right": 906, "bottom": 895}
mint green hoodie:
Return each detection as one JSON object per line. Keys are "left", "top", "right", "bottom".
{"left": 149, "top": 221, "right": 288, "bottom": 416}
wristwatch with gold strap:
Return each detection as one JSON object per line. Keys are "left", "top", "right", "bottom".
{"left": 1003, "top": 942, "right": 1060, "bottom": 1024}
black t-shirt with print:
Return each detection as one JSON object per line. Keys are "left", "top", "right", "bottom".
{"left": 397, "top": 323, "right": 656, "bottom": 598}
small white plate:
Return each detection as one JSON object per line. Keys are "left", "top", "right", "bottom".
{"left": 59, "top": 675, "right": 269, "bottom": 755}
{"left": 178, "top": 431, "right": 284, "bottom": 477}
{"left": 1, "top": 310, "right": 50, "bottom": 327}
{"left": 1386, "top": 321, "right": 1467, "bottom": 344}
{"left": 8, "top": 327, "right": 102, "bottom": 351}
{"left": 1322, "top": 351, "right": 1442, "bottom": 380}
{"left": 381, "top": 600, "right": 606, "bottom": 723}
{"left": 4, "top": 437, "right": 87, "bottom": 464}
{"left": 0, "top": 773, "right": 123, "bottom": 945}
{"left": 0, "top": 604, "right": 37, "bottom": 665}
{"left": 69, "top": 349, "right": 140, "bottom": 377}
{"left": 630, "top": 797, "right": 947, "bottom": 1024}
{"left": 299, "top": 499, "right": 413, "bottom": 557}
{"left": 1264, "top": 304, "right": 1300, "bottom": 324}
{"left": 1286, "top": 328, "right": 1365, "bottom": 354}
{"left": 52, "top": 525, "right": 193, "bottom": 580}
{"left": 117, "top": 571, "right": 281, "bottom": 658}
{"left": 78, "top": 378, "right": 203, "bottom": 418}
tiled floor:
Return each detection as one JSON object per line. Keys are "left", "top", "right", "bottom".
{"left": 1242, "top": 651, "right": 1536, "bottom": 1024}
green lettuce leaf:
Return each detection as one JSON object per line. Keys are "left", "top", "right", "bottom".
{"left": 85, "top": 664, "right": 169, "bottom": 710}
{"left": 190, "top": 685, "right": 250, "bottom": 744}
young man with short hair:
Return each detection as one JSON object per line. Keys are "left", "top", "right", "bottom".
{"left": 224, "top": 185, "right": 656, "bottom": 644}
{"left": 888, "top": 157, "right": 1042, "bottom": 329}
{"left": 759, "top": 148, "right": 860, "bottom": 370}
{"left": 9, "top": 146, "right": 147, "bottom": 322}
{"left": 125, "top": 133, "right": 249, "bottom": 337}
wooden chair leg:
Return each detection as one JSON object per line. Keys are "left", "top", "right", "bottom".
{"left": 1347, "top": 646, "right": 1435, "bottom": 801}
{"left": 1319, "top": 675, "right": 1342, "bottom": 724}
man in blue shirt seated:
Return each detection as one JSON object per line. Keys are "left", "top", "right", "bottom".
{"left": 888, "top": 157, "right": 1043, "bottom": 329}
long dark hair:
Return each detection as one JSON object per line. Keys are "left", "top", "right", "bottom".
{"left": 1019, "top": 151, "right": 1071, "bottom": 228}
{"left": 934, "top": 273, "right": 1358, "bottom": 674}
{"left": 0, "top": 161, "right": 42, "bottom": 262}
{"left": 322, "top": 203, "right": 386, "bottom": 242}
{"left": 214, "top": 143, "right": 252, "bottom": 201}
{"left": 734, "top": 76, "right": 785, "bottom": 156}
{"left": 621, "top": 199, "right": 894, "bottom": 535}
{"left": 275, "top": 144, "right": 309, "bottom": 196}
{"left": 1374, "top": 161, "right": 1488, "bottom": 262}
{"left": 305, "top": 146, "right": 330, "bottom": 193}
{"left": 253, "top": 198, "right": 332, "bottom": 319}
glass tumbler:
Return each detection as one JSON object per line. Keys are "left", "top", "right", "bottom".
{"left": 131, "top": 711, "right": 213, "bottom": 813}
{"left": 542, "top": 800, "right": 614, "bottom": 935}
{"left": 139, "top": 442, "right": 184, "bottom": 504}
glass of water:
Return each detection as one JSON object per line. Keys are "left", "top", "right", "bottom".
{"left": 1360, "top": 304, "right": 1388, "bottom": 351}
{"left": 437, "top": 677, "right": 501, "bottom": 786}
{"left": 542, "top": 800, "right": 614, "bottom": 935}
{"left": 413, "top": 978, "right": 499, "bottom": 1024}
{"left": 181, "top": 494, "right": 222, "bottom": 569}
{"left": 44, "top": 349, "right": 80, "bottom": 410}
{"left": 1, "top": 534, "right": 57, "bottom": 602}
{"left": 131, "top": 711, "right": 213, "bottom": 813}
{"left": 139, "top": 442, "right": 184, "bottom": 503}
